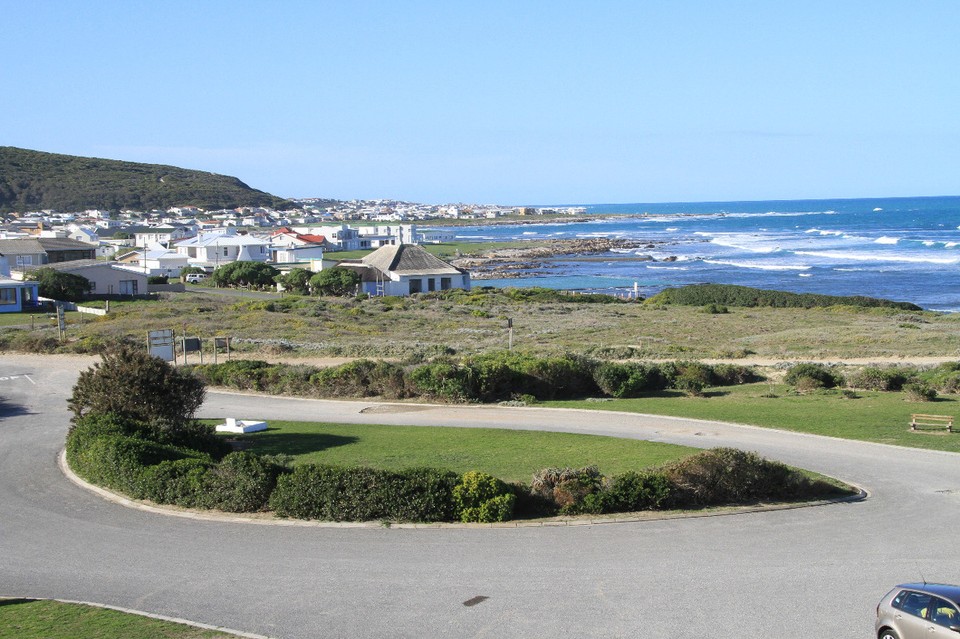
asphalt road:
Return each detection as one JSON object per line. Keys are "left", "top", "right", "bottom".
{"left": 3, "top": 353, "right": 959, "bottom": 638}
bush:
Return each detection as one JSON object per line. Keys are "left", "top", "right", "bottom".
{"left": 710, "top": 364, "right": 761, "bottom": 386}
{"left": 310, "top": 359, "right": 408, "bottom": 399}
{"left": 530, "top": 466, "right": 605, "bottom": 514}
{"left": 662, "top": 448, "right": 801, "bottom": 507}
{"left": 599, "top": 471, "right": 673, "bottom": 512}
{"left": 270, "top": 465, "right": 460, "bottom": 522}
{"left": 903, "top": 382, "right": 937, "bottom": 402}
{"left": 453, "top": 471, "right": 516, "bottom": 522}
{"left": 69, "top": 342, "right": 206, "bottom": 427}
{"left": 645, "top": 283, "right": 921, "bottom": 311}
{"left": 846, "top": 367, "right": 911, "bottom": 391}
{"left": 784, "top": 363, "right": 843, "bottom": 390}
{"left": 138, "top": 458, "right": 211, "bottom": 506}
{"left": 202, "top": 452, "right": 286, "bottom": 512}
{"left": 409, "top": 360, "right": 476, "bottom": 402}
{"left": 674, "top": 362, "right": 712, "bottom": 397}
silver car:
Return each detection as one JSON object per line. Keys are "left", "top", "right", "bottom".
{"left": 876, "top": 583, "right": 960, "bottom": 638}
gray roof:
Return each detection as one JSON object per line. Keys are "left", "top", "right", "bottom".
{"left": 0, "top": 237, "right": 96, "bottom": 255}
{"left": 360, "top": 244, "right": 462, "bottom": 276}
{"left": 0, "top": 238, "right": 44, "bottom": 255}
{"left": 21, "top": 259, "right": 145, "bottom": 276}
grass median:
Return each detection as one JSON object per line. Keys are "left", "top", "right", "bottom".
{"left": 224, "top": 421, "right": 698, "bottom": 483}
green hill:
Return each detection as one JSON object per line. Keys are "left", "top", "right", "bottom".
{"left": 0, "top": 146, "right": 297, "bottom": 212}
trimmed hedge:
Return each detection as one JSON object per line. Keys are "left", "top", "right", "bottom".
{"left": 270, "top": 465, "right": 460, "bottom": 522}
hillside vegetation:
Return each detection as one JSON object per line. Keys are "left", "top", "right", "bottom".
{"left": 646, "top": 283, "right": 922, "bottom": 311}
{"left": 0, "top": 146, "right": 294, "bottom": 212}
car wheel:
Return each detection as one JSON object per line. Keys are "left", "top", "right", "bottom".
{"left": 878, "top": 628, "right": 899, "bottom": 639}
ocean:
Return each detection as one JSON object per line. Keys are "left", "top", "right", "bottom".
{"left": 449, "top": 195, "right": 960, "bottom": 312}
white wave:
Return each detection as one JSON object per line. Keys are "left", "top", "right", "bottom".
{"left": 946, "top": 242, "right": 959, "bottom": 248}
{"left": 922, "top": 241, "right": 936, "bottom": 246}
{"left": 796, "top": 249, "right": 960, "bottom": 265}
{"left": 704, "top": 233, "right": 786, "bottom": 253}
{"left": 646, "top": 265, "right": 688, "bottom": 270}
{"left": 704, "top": 259, "right": 811, "bottom": 271}
{"left": 798, "top": 273, "right": 812, "bottom": 277}
{"left": 873, "top": 207, "right": 883, "bottom": 211}
{"left": 875, "top": 236, "right": 900, "bottom": 245}
{"left": 665, "top": 227, "right": 679, "bottom": 232}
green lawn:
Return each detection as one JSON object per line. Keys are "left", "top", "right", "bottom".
{"left": 547, "top": 384, "right": 960, "bottom": 452}
{"left": 0, "top": 599, "right": 237, "bottom": 639}
{"left": 233, "top": 421, "right": 697, "bottom": 483}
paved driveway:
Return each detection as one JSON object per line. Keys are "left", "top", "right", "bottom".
{"left": 2, "top": 353, "right": 958, "bottom": 638}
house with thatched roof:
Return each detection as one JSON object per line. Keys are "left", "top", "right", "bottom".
{"left": 339, "top": 244, "right": 470, "bottom": 296}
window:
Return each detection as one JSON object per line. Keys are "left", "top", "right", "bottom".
{"left": 223, "top": 247, "right": 229, "bottom": 257}
{"left": 930, "top": 597, "right": 959, "bottom": 627}
{"left": 16, "top": 255, "right": 32, "bottom": 266}
{"left": 119, "top": 280, "right": 139, "bottom": 295}
{"left": 408, "top": 279, "right": 422, "bottom": 294}
{"left": 428, "top": 278, "right": 436, "bottom": 292}
{"left": 440, "top": 277, "right": 452, "bottom": 290}
{"left": 894, "top": 591, "right": 932, "bottom": 618}
{"left": 0, "top": 288, "right": 17, "bottom": 305}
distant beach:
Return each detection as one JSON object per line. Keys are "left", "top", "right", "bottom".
{"left": 440, "top": 195, "right": 960, "bottom": 312}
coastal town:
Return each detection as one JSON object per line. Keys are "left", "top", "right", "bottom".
{"left": 0, "top": 198, "right": 604, "bottom": 308}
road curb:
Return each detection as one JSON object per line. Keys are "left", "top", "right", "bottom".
{"left": 0, "top": 596, "right": 274, "bottom": 638}
{"left": 58, "top": 449, "right": 867, "bottom": 529}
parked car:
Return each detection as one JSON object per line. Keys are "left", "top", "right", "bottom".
{"left": 876, "top": 583, "right": 960, "bottom": 638}
{"left": 185, "top": 273, "right": 208, "bottom": 283}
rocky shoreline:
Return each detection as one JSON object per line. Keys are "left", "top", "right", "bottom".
{"left": 449, "top": 238, "right": 676, "bottom": 279}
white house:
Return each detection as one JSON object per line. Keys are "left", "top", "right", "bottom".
{"left": 174, "top": 229, "right": 271, "bottom": 270}
{"left": 338, "top": 244, "right": 470, "bottom": 296}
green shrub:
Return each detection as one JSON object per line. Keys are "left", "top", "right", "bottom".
{"left": 270, "top": 465, "right": 460, "bottom": 522}
{"left": 700, "top": 303, "right": 728, "bottom": 314}
{"left": 674, "top": 362, "right": 712, "bottom": 397}
{"left": 784, "top": 363, "right": 843, "bottom": 390}
{"left": 592, "top": 362, "right": 670, "bottom": 398}
{"left": 600, "top": 471, "right": 673, "bottom": 512}
{"left": 846, "top": 367, "right": 911, "bottom": 391}
{"left": 645, "top": 283, "right": 921, "bottom": 311}
{"left": 138, "top": 458, "right": 211, "bottom": 506}
{"left": 917, "top": 362, "right": 960, "bottom": 394}
{"left": 903, "top": 382, "right": 937, "bottom": 402}
{"left": 530, "top": 466, "right": 605, "bottom": 514}
{"left": 710, "top": 364, "right": 761, "bottom": 386}
{"left": 310, "top": 359, "right": 408, "bottom": 398}
{"left": 409, "top": 360, "right": 476, "bottom": 402}
{"left": 69, "top": 342, "right": 206, "bottom": 427}
{"left": 202, "top": 452, "right": 286, "bottom": 512}
{"left": 453, "top": 471, "right": 516, "bottom": 522}
{"left": 663, "top": 448, "right": 804, "bottom": 507}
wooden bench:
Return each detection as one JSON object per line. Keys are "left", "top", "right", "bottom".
{"left": 910, "top": 414, "right": 954, "bottom": 433}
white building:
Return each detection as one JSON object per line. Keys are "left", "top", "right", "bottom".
{"left": 174, "top": 230, "right": 271, "bottom": 270}
{"left": 339, "top": 244, "right": 470, "bottom": 297}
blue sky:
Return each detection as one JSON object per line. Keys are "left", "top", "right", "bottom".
{"left": 3, "top": 1, "right": 958, "bottom": 204}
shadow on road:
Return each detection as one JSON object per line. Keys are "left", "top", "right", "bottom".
{"left": 0, "top": 396, "right": 32, "bottom": 421}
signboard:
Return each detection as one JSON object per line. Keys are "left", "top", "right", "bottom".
{"left": 183, "top": 337, "right": 201, "bottom": 353}
{"left": 147, "top": 329, "right": 175, "bottom": 362}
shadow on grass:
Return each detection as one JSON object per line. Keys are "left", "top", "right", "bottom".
{"left": 243, "top": 432, "right": 359, "bottom": 457}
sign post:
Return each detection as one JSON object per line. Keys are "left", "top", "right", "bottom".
{"left": 147, "top": 329, "right": 175, "bottom": 363}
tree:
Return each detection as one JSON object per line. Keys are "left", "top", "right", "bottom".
{"left": 68, "top": 342, "right": 206, "bottom": 426}
{"left": 25, "top": 267, "right": 91, "bottom": 301}
{"left": 277, "top": 267, "right": 313, "bottom": 295}
{"left": 210, "top": 261, "right": 280, "bottom": 290}
{"left": 310, "top": 267, "right": 360, "bottom": 296}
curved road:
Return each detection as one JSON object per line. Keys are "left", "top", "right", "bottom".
{"left": 3, "top": 354, "right": 959, "bottom": 638}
